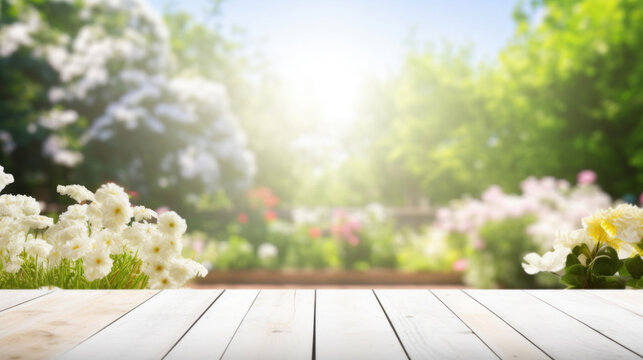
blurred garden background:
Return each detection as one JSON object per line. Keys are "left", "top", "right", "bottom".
{"left": 1, "top": 0, "right": 642, "bottom": 288}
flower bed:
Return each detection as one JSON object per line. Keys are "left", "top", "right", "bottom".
{"left": 0, "top": 167, "right": 206, "bottom": 289}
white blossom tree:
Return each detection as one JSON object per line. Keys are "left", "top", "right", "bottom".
{"left": 0, "top": 0, "right": 255, "bottom": 207}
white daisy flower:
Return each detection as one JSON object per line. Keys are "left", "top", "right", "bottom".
{"left": 148, "top": 271, "right": 178, "bottom": 289}
{"left": 94, "top": 182, "right": 129, "bottom": 204}
{"left": 19, "top": 215, "right": 54, "bottom": 229}
{"left": 133, "top": 206, "right": 157, "bottom": 222}
{"left": 93, "top": 229, "right": 124, "bottom": 254}
{"left": 58, "top": 204, "right": 89, "bottom": 222}
{"left": 157, "top": 211, "right": 187, "bottom": 237}
{"left": 99, "top": 196, "right": 133, "bottom": 231}
{"left": 57, "top": 184, "right": 95, "bottom": 203}
{"left": 24, "top": 237, "right": 53, "bottom": 264}
{"left": 0, "top": 166, "right": 14, "bottom": 193}
{"left": 142, "top": 233, "right": 173, "bottom": 261}
{"left": 61, "top": 237, "right": 93, "bottom": 260}
{"left": 82, "top": 248, "right": 113, "bottom": 281}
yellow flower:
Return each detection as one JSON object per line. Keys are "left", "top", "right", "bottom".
{"left": 583, "top": 210, "right": 610, "bottom": 244}
{"left": 583, "top": 204, "right": 643, "bottom": 253}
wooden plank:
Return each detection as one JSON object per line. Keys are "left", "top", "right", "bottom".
{"left": 221, "top": 290, "right": 314, "bottom": 360}
{"left": 467, "top": 290, "right": 638, "bottom": 359}
{"left": 0, "top": 290, "right": 52, "bottom": 312}
{"left": 165, "top": 290, "right": 259, "bottom": 360}
{"left": 61, "top": 289, "right": 221, "bottom": 360}
{"left": 586, "top": 290, "right": 643, "bottom": 317}
{"left": 316, "top": 290, "right": 407, "bottom": 360}
{"left": 376, "top": 289, "right": 497, "bottom": 360}
{"left": 433, "top": 289, "right": 548, "bottom": 360}
{"left": 529, "top": 290, "right": 643, "bottom": 356}
{"left": 0, "top": 290, "right": 156, "bottom": 360}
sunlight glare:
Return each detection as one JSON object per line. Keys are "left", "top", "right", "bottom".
{"left": 277, "top": 37, "right": 367, "bottom": 133}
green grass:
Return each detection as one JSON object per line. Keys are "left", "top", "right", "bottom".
{"left": 0, "top": 251, "right": 149, "bottom": 289}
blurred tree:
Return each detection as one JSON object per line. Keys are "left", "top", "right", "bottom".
{"left": 0, "top": 0, "right": 255, "bottom": 215}
{"left": 163, "top": 4, "right": 303, "bottom": 204}
{"left": 391, "top": 46, "right": 490, "bottom": 203}
{"left": 392, "top": 0, "right": 643, "bottom": 203}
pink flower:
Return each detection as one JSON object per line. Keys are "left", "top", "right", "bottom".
{"left": 577, "top": 170, "right": 596, "bottom": 185}
{"left": 156, "top": 206, "right": 170, "bottom": 215}
{"left": 192, "top": 239, "right": 204, "bottom": 253}
{"left": 472, "top": 235, "right": 486, "bottom": 250}
{"left": 453, "top": 259, "right": 468, "bottom": 272}
{"left": 481, "top": 185, "right": 503, "bottom": 203}
{"left": 308, "top": 227, "right": 322, "bottom": 238}
{"left": 237, "top": 213, "right": 248, "bottom": 224}
{"left": 264, "top": 210, "right": 277, "bottom": 222}
{"left": 347, "top": 234, "right": 360, "bottom": 246}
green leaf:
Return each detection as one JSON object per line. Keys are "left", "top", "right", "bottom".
{"left": 592, "top": 275, "right": 626, "bottom": 289}
{"left": 618, "top": 262, "right": 631, "bottom": 277}
{"left": 623, "top": 256, "right": 643, "bottom": 279}
{"left": 561, "top": 264, "right": 586, "bottom": 289}
{"left": 565, "top": 253, "right": 581, "bottom": 267}
{"left": 572, "top": 244, "right": 592, "bottom": 259}
{"left": 591, "top": 247, "right": 620, "bottom": 277}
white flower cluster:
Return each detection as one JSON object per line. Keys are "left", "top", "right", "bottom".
{"left": 291, "top": 203, "right": 388, "bottom": 226}
{"left": 0, "top": 166, "right": 206, "bottom": 288}
{"left": 0, "top": 7, "right": 40, "bottom": 57}
{"left": 1, "top": 0, "right": 255, "bottom": 195}
{"left": 84, "top": 76, "right": 256, "bottom": 194}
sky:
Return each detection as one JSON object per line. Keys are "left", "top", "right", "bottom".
{"left": 148, "top": 0, "right": 519, "bottom": 159}
{"left": 151, "top": 0, "right": 518, "bottom": 74}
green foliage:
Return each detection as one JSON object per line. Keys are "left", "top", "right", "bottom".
{"left": 396, "top": 230, "right": 465, "bottom": 272}
{"left": 467, "top": 216, "right": 560, "bottom": 288}
{"left": 281, "top": 235, "right": 342, "bottom": 270}
{"left": 0, "top": 251, "right": 148, "bottom": 289}
{"left": 1, "top": 1, "right": 256, "bottom": 222}
{"left": 391, "top": 0, "right": 643, "bottom": 202}
{"left": 186, "top": 210, "right": 464, "bottom": 272}
{"left": 212, "top": 235, "right": 257, "bottom": 270}
{"left": 560, "top": 244, "right": 643, "bottom": 289}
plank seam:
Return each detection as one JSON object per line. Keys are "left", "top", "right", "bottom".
{"left": 463, "top": 290, "right": 554, "bottom": 360}
{"left": 372, "top": 289, "right": 411, "bottom": 360}
{"left": 162, "top": 289, "right": 227, "bottom": 359}
{"left": 217, "top": 289, "right": 261, "bottom": 360}
{"left": 429, "top": 290, "right": 501, "bottom": 360}
{"left": 526, "top": 291, "right": 642, "bottom": 358}
{"left": 584, "top": 290, "right": 643, "bottom": 318}
{"left": 312, "top": 289, "right": 317, "bottom": 360}
{"left": 58, "top": 290, "right": 162, "bottom": 357}
{"left": 0, "top": 290, "right": 54, "bottom": 313}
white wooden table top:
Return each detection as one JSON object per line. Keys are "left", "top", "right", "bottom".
{"left": 0, "top": 289, "right": 641, "bottom": 359}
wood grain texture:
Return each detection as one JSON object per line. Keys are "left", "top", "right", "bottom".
{"left": 0, "top": 290, "right": 156, "bottom": 360}
{"left": 376, "top": 289, "right": 497, "bottom": 360}
{"left": 529, "top": 290, "right": 643, "bottom": 356}
{"left": 467, "top": 290, "right": 638, "bottom": 359}
{"left": 60, "top": 289, "right": 221, "bottom": 360}
{"left": 165, "top": 289, "right": 259, "bottom": 360}
{"left": 433, "top": 289, "right": 548, "bottom": 360}
{"left": 586, "top": 290, "right": 643, "bottom": 317}
{"left": 0, "top": 289, "right": 52, "bottom": 312}
{"left": 316, "top": 290, "right": 407, "bottom": 360}
{"left": 221, "top": 290, "right": 315, "bottom": 360}
{"left": 1, "top": 289, "right": 640, "bottom": 360}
